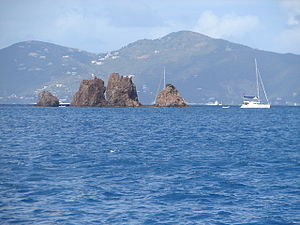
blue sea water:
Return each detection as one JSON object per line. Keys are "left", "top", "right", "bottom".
{"left": 0, "top": 105, "right": 299, "bottom": 224}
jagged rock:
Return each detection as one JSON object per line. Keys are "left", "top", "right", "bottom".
{"left": 71, "top": 77, "right": 107, "bottom": 106}
{"left": 106, "top": 73, "right": 141, "bottom": 107}
{"left": 36, "top": 91, "right": 59, "bottom": 107}
{"left": 155, "top": 84, "right": 187, "bottom": 107}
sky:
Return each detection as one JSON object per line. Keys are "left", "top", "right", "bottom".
{"left": 0, "top": 0, "right": 300, "bottom": 54}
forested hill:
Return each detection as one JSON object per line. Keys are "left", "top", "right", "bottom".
{"left": 1, "top": 31, "right": 299, "bottom": 105}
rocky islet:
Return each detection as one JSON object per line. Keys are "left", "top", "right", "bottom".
{"left": 155, "top": 84, "right": 187, "bottom": 107}
{"left": 70, "top": 77, "right": 107, "bottom": 107}
{"left": 71, "top": 73, "right": 141, "bottom": 107}
{"left": 36, "top": 91, "right": 59, "bottom": 107}
{"left": 106, "top": 73, "right": 141, "bottom": 107}
{"left": 38, "top": 74, "right": 187, "bottom": 107}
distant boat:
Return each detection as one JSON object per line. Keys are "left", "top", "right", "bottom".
{"left": 59, "top": 102, "right": 70, "bottom": 107}
{"left": 206, "top": 100, "right": 222, "bottom": 106}
{"left": 240, "top": 59, "right": 270, "bottom": 109}
{"left": 222, "top": 106, "right": 230, "bottom": 109}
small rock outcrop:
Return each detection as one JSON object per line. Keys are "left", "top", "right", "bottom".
{"left": 106, "top": 73, "right": 141, "bottom": 107}
{"left": 155, "top": 84, "right": 187, "bottom": 107}
{"left": 71, "top": 77, "right": 107, "bottom": 106}
{"left": 36, "top": 91, "right": 59, "bottom": 107}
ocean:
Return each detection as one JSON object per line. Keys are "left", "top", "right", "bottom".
{"left": 0, "top": 105, "right": 299, "bottom": 224}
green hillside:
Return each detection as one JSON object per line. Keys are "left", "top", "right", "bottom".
{"left": 0, "top": 31, "right": 299, "bottom": 105}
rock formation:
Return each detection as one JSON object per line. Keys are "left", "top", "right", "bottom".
{"left": 36, "top": 91, "right": 59, "bottom": 107}
{"left": 155, "top": 84, "right": 187, "bottom": 107}
{"left": 106, "top": 73, "right": 141, "bottom": 107}
{"left": 71, "top": 77, "right": 107, "bottom": 106}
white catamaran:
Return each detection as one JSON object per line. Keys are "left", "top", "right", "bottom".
{"left": 240, "top": 59, "right": 270, "bottom": 109}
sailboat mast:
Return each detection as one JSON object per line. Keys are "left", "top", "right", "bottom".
{"left": 153, "top": 67, "right": 166, "bottom": 104}
{"left": 163, "top": 67, "right": 166, "bottom": 88}
{"left": 255, "top": 58, "right": 260, "bottom": 99}
{"left": 257, "top": 68, "right": 270, "bottom": 104}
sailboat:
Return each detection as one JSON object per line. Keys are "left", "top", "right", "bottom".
{"left": 240, "top": 59, "right": 270, "bottom": 109}
{"left": 152, "top": 67, "right": 166, "bottom": 104}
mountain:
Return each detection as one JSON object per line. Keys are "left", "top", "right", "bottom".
{"left": 0, "top": 40, "right": 100, "bottom": 103}
{"left": 0, "top": 31, "right": 299, "bottom": 105}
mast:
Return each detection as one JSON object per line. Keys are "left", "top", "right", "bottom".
{"left": 163, "top": 67, "right": 166, "bottom": 88}
{"left": 255, "top": 58, "right": 260, "bottom": 99}
{"left": 153, "top": 67, "right": 165, "bottom": 104}
{"left": 257, "top": 67, "right": 270, "bottom": 104}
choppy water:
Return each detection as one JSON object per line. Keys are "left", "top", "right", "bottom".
{"left": 0, "top": 105, "right": 299, "bottom": 224}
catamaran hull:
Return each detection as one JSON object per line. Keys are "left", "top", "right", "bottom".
{"left": 240, "top": 104, "right": 270, "bottom": 108}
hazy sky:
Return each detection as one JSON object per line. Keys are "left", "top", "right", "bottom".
{"left": 0, "top": 0, "right": 300, "bottom": 54}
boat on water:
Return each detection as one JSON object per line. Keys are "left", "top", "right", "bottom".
{"left": 206, "top": 100, "right": 222, "bottom": 106}
{"left": 222, "top": 106, "right": 230, "bottom": 109}
{"left": 240, "top": 59, "right": 270, "bottom": 109}
{"left": 59, "top": 102, "right": 70, "bottom": 107}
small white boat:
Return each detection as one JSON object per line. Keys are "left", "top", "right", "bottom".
{"left": 222, "top": 106, "right": 230, "bottom": 109}
{"left": 207, "top": 100, "right": 222, "bottom": 106}
{"left": 59, "top": 102, "right": 70, "bottom": 107}
{"left": 240, "top": 59, "right": 270, "bottom": 109}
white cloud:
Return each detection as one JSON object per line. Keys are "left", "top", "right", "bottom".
{"left": 193, "top": 10, "right": 259, "bottom": 39}
{"left": 275, "top": 0, "right": 300, "bottom": 53}
{"left": 275, "top": 23, "right": 300, "bottom": 53}
{"left": 281, "top": 0, "right": 300, "bottom": 26}
{"left": 278, "top": 27, "right": 300, "bottom": 43}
